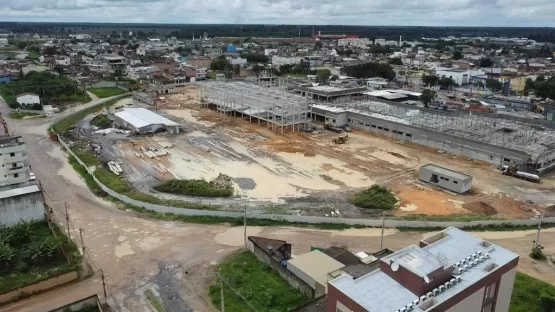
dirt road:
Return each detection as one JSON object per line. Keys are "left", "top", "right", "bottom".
{"left": 0, "top": 99, "right": 555, "bottom": 312}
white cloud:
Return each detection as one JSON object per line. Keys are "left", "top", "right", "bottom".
{"left": 0, "top": 0, "right": 554, "bottom": 26}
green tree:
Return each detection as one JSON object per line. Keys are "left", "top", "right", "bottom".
{"left": 0, "top": 243, "right": 16, "bottom": 269}
{"left": 210, "top": 56, "right": 231, "bottom": 71}
{"left": 422, "top": 74, "right": 439, "bottom": 87}
{"left": 536, "top": 75, "right": 546, "bottom": 82}
{"left": 486, "top": 79, "right": 503, "bottom": 92}
{"left": 420, "top": 89, "right": 437, "bottom": 107}
{"left": 316, "top": 69, "right": 331, "bottom": 82}
{"left": 233, "top": 64, "right": 240, "bottom": 75}
{"left": 388, "top": 57, "right": 403, "bottom": 65}
{"left": 342, "top": 62, "right": 396, "bottom": 81}
{"left": 525, "top": 78, "right": 535, "bottom": 90}
{"left": 330, "top": 75, "right": 339, "bottom": 81}
{"left": 350, "top": 185, "right": 397, "bottom": 210}
{"left": 438, "top": 77, "right": 455, "bottom": 89}
{"left": 453, "top": 51, "right": 463, "bottom": 60}
{"left": 251, "top": 64, "right": 264, "bottom": 77}
{"left": 480, "top": 58, "right": 493, "bottom": 67}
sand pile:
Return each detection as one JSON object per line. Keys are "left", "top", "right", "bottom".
{"left": 463, "top": 202, "right": 498, "bottom": 215}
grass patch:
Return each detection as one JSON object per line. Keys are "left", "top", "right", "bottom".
{"left": 209, "top": 251, "right": 310, "bottom": 312}
{"left": 8, "top": 112, "right": 44, "bottom": 119}
{"left": 90, "top": 114, "right": 112, "bottom": 129}
{"left": 145, "top": 289, "right": 166, "bottom": 312}
{"left": 0, "top": 221, "right": 78, "bottom": 294}
{"left": 154, "top": 179, "right": 234, "bottom": 197}
{"left": 52, "top": 97, "right": 127, "bottom": 133}
{"left": 350, "top": 185, "right": 397, "bottom": 210}
{"left": 511, "top": 272, "right": 555, "bottom": 312}
{"left": 88, "top": 87, "right": 127, "bottom": 98}
{"left": 397, "top": 214, "right": 500, "bottom": 222}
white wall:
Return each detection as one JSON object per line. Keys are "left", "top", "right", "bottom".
{"left": 495, "top": 267, "right": 517, "bottom": 312}
{"left": 0, "top": 191, "right": 45, "bottom": 227}
{"left": 287, "top": 262, "right": 316, "bottom": 288}
{"left": 446, "top": 286, "right": 485, "bottom": 312}
{"left": 0, "top": 143, "right": 29, "bottom": 187}
{"left": 16, "top": 95, "right": 40, "bottom": 106}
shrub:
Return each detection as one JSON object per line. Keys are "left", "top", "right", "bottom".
{"left": 154, "top": 179, "right": 233, "bottom": 197}
{"left": 350, "top": 185, "right": 397, "bottom": 210}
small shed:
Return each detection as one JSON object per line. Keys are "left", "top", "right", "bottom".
{"left": 419, "top": 164, "right": 472, "bottom": 193}
{"left": 287, "top": 250, "right": 345, "bottom": 297}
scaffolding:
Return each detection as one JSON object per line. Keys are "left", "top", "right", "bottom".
{"left": 322, "top": 99, "right": 555, "bottom": 159}
{"left": 198, "top": 80, "right": 312, "bottom": 133}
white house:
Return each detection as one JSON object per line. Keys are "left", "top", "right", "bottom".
{"left": 0, "top": 38, "right": 8, "bottom": 47}
{"left": 272, "top": 56, "right": 303, "bottom": 67}
{"left": 55, "top": 56, "right": 71, "bottom": 66}
{"left": 337, "top": 38, "right": 371, "bottom": 48}
{"left": 16, "top": 94, "right": 41, "bottom": 107}
{"left": 264, "top": 48, "right": 278, "bottom": 56}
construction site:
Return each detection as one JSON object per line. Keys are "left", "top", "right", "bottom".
{"left": 64, "top": 81, "right": 555, "bottom": 220}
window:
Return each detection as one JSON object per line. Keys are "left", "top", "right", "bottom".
{"left": 371, "top": 125, "right": 377, "bottom": 128}
{"left": 12, "top": 163, "right": 16, "bottom": 168}
{"left": 10, "top": 152, "right": 15, "bottom": 157}
{"left": 485, "top": 282, "right": 497, "bottom": 300}
{"left": 445, "top": 178, "right": 450, "bottom": 181}
{"left": 14, "top": 173, "right": 18, "bottom": 178}
{"left": 384, "top": 128, "right": 389, "bottom": 131}
{"left": 503, "top": 158, "right": 511, "bottom": 163}
{"left": 454, "top": 181, "right": 458, "bottom": 184}
{"left": 406, "top": 133, "right": 412, "bottom": 137}
{"left": 378, "top": 126, "right": 383, "bottom": 130}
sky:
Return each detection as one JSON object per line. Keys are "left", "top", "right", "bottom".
{"left": 0, "top": 0, "right": 554, "bottom": 27}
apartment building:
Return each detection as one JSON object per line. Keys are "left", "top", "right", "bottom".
{"left": 327, "top": 227, "right": 518, "bottom": 312}
{"left": 272, "top": 56, "right": 303, "bottom": 67}
{"left": 0, "top": 136, "right": 30, "bottom": 187}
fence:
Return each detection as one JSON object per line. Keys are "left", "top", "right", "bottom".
{"left": 50, "top": 96, "right": 551, "bottom": 229}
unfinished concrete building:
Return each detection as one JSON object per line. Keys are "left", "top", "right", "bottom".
{"left": 198, "top": 81, "right": 311, "bottom": 133}
{"left": 311, "top": 100, "right": 555, "bottom": 175}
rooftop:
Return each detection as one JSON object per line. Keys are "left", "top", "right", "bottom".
{"left": 114, "top": 108, "right": 179, "bottom": 129}
{"left": 329, "top": 227, "right": 519, "bottom": 312}
{"left": 0, "top": 184, "right": 40, "bottom": 200}
{"left": 421, "top": 164, "right": 472, "bottom": 181}
{"left": 288, "top": 250, "right": 345, "bottom": 287}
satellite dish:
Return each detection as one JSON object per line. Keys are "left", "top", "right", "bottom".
{"left": 391, "top": 261, "right": 399, "bottom": 272}
{"left": 424, "top": 275, "right": 430, "bottom": 283}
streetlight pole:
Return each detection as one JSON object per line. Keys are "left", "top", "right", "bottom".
{"left": 220, "top": 273, "right": 225, "bottom": 312}
{"left": 535, "top": 213, "right": 544, "bottom": 249}
{"left": 380, "top": 212, "right": 385, "bottom": 250}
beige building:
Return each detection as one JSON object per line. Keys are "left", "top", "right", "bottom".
{"left": 287, "top": 250, "right": 345, "bottom": 297}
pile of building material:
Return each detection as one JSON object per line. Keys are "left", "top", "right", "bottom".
{"left": 153, "top": 163, "right": 180, "bottom": 179}
{"left": 93, "top": 128, "right": 131, "bottom": 135}
{"left": 108, "top": 161, "right": 123, "bottom": 176}
{"left": 211, "top": 173, "right": 233, "bottom": 189}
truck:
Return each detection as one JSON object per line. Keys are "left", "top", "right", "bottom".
{"left": 500, "top": 165, "right": 541, "bottom": 183}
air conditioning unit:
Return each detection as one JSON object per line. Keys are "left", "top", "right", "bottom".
{"left": 466, "top": 256, "right": 472, "bottom": 262}
{"left": 444, "top": 281, "right": 451, "bottom": 289}
{"left": 433, "top": 288, "right": 440, "bottom": 296}
{"left": 450, "top": 278, "right": 456, "bottom": 285}
{"left": 439, "top": 285, "right": 446, "bottom": 293}
{"left": 479, "top": 256, "right": 485, "bottom": 262}
{"left": 420, "top": 295, "right": 427, "bottom": 302}
{"left": 454, "top": 262, "right": 461, "bottom": 268}
{"left": 462, "top": 265, "right": 469, "bottom": 272}
{"left": 426, "top": 292, "right": 433, "bottom": 299}
{"left": 400, "top": 307, "right": 407, "bottom": 312}
{"left": 407, "top": 303, "right": 414, "bottom": 311}
{"left": 485, "top": 253, "right": 490, "bottom": 259}
{"left": 477, "top": 251, "right": 482, "bottom": 256}
{"left": 448, "top": 281, "right": 454, "bottom": 287}
{"left": 456, "top": 276, "right": 462, "bottom": 283}
{"left": 413, "top": 299, "right": 420, "bottom": 306}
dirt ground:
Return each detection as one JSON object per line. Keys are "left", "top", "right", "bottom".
{"left": 117, "top": 86, "right": 555, "bottom": 219}
{"left": 2, "top": 98, "right": 555, "bottom": 312}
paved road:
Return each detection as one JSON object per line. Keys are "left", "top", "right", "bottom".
{"left": 1, "top": 97, "right": 554, "bottom": 312}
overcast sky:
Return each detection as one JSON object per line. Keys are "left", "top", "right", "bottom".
{"left": 0, "top": 0, "right": 554, "bottom": 27}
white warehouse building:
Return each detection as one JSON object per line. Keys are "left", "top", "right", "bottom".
{"left": 114, "top": 108, "right": 180, "bottom": 134}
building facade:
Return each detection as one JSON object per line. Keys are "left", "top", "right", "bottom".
{"left": 272, "top": 56, "right": 303, "bottom": 67}
{"left": 419, "top": 164, "right": 473, "bottom": 193}
{"left": 0, "top": 136, "right": 30, "bottom": 187}
{"left": 327, "top": 227, "right": 519, "bottom": 312}
{"left": 16, "top": 94, "right": 41, "bottom": 107}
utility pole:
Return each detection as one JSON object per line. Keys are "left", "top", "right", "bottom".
{"left": 65, "top": 202, "right": 70, "bottom": 240}
{"left": 247, "top": 205, "right": 249, "bottom": 251}
{"left": 220, "top": 273, "right": 225, "bottom": 312}
{"left": 100, "top": 269, "right": 107, "bottom": 301}
{"left": 535, "top": 213, "right": 544, "bottom": 249}
{"left": 380, "top": 212, "right": 385, "bottom": 250}
{"left": 79, "top": 228, "right": 87, "bottom": 276}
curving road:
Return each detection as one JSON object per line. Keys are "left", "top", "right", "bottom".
{"left": 0, "top": 96, "right": 554, "bottom": 312}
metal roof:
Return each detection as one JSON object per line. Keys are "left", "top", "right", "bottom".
{"left": 329, "top": 227, "right": 519, "bottom": 312}
{"left": 288, "top": 250, "right": 345, "bottom": 287}
{"left": 114, "top": 108, "right": 179, "bottom": 129}
{"left": 421, "top": 164, "right": 472, "bottom": 181}
{"left": 0, "top": 184, "right": 40, "bottom": 200}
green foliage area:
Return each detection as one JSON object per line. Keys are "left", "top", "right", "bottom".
{"left": 0, "top": 221, "right": 77, "bottom": 294}
{"left": 87, "top": 87, "right": 127, "bottom": 98}
{"left": 145, "top": 289, "right": 166, "bottom": 312}
{"left": 350, "top": 185, "right": 397, "bottom": 210}
{"left": 209, "top": 251, "right": 310, "bottom": 312}
{"left": 511, "top": 272, "right": 555, "bottom": 312}
{"left": 315, "top": 69, "right": 331, "bottom": 82}
{"left": 51, "top": 97, "right": 126, "bottom": 133}
{"left": 342, "top": 62, "right": 396, "bottom": 81}
{"left": 438, "top": 77, "right": 455, "bottom": 89}
{"left": 154, "top": 179, "right": 234, "bottom": 198}
{"left": 0, "top": 71, "right": 90, "bottom": 109}
{"left": 531, "top": 76, "right": 555, "bottom": 100}
{"left": 211, "top": 56, "right": 233, "bottom": 72}
{"left": 8, "top": 112, "right": 44, "bottom": 119}
{"left": 486, "top": 79, "right": 503, "bottom": 92}
{"left": 388, "top": 57, "right": 403, "bottom": 65}
{"left": 420, "top": 89, "right": 437, "bottom": 106}
{"left": 480, "top": 58, "right": 494, "bottom": 67}
{"left": 422, "top": 74, "right": 439, "bottom": 87}
{"left": 452, "top": 51, "right": 463, "bottom": 60}
{"left": 89, "top": 114, "right": 112, "bottom": 129}
{"left": 240, "top": 53, "right": 269, "bottom": 63}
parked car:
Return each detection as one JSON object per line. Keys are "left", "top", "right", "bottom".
{"left": 29, "top": 172, "right": 36, "bottom": 181}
